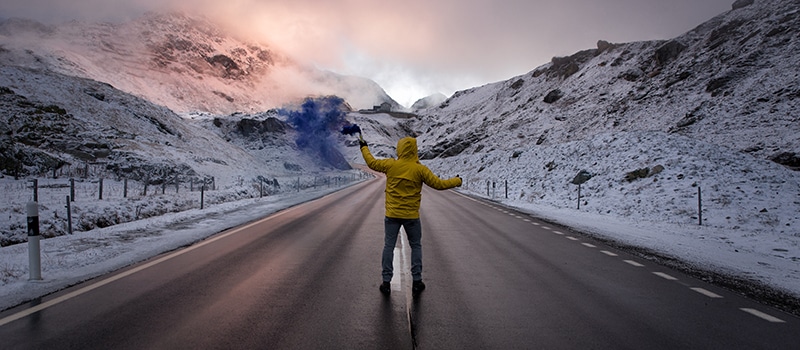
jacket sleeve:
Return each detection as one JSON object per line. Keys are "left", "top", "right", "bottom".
{"left": 360, "top": 145, "right": 393, "bottom": 173}
{"left": 419, "top": 165, "right": 462, "bottom": 190}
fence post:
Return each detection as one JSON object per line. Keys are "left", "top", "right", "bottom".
{"left": 70, "top": 178, "right": 75, "bottom": 202}
{"left": 486, "top": 181, "right": 490, "bottom": 197}
{"left": 66, "top": 195, "right": 73, "bottom": 235}
{"left": 175, "top": 179, "right": 179, "bottom": 194}
{"left": 123, "top": 179, "right": 128, "bottom": 198}
{"left": 99, "top": 178, "right": 103, "bottom": 200}
{"left": 260, "top": 178, "right": 264, "bottom": 198}
{"left": 698, "top": 186, "right": 702, "bottom": 226}
{"left": 27, "top": 201, "right": 41, "bottom": 280}
{"left": 200, "top": 184, "right": 205, "bottom": 210}
{"left": 162, "top": 182, "right": 166, "bottom": 195}
{"left": 31, "top": 179, "right": 38, "bottom": 202}
{"left": 505, "top": 180, "right": 508, "bottom": 199}
{"left": 577, "top": 184, "right": 581, "bottom": 210}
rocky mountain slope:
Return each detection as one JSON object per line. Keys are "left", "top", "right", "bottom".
{"left": 0, "top": 65, "right": 344, "bottom": 185}
{"left": 395, "top": 0, "right": 800, "bottom": 235}
{"left": 0, "top": 13, "right": 400, "bottom": 115}
{"left": 415, "top": 0, "right": 798, "bottom": 168}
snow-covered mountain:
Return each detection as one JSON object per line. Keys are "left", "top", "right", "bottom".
{"left": 411, "top": 93, "right": 448, "bottom": 111}
{"left": 415, "top": 0, "right": 798, "bottom": 165}
{"left": 0, "top": 65, "right": 340, "bottom": 186}
{"left": 401, "top": 0, "right": 799, "bottom": 236}
{"left": 0, "top": 13, "right": 400, "bottom": 114}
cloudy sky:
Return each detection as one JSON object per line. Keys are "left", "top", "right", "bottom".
{"left": 1, "top": 0, "right": 734, "bottom": 107}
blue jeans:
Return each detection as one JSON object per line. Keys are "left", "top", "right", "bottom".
{"left": 383, "top": 217, "right": 423, "bottom": 282}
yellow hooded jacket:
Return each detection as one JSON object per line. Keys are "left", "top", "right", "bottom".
{"left": 361, "top": 137, "right": 462, "bottom": 219}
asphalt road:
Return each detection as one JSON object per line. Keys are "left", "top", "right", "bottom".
{"left": 0, "top": 177, "right": 798, "bottom": 349}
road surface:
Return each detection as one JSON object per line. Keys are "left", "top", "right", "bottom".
{"left": 1, "top": 177, "right": 798, "bottom": 349}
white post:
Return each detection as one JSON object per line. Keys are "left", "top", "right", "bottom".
{"left": 27, "top": 201, "right": 42, "bottom": 281}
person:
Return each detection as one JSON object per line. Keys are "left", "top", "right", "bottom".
{"left": 359, "top": 136, "right": 462, "bottom": 295}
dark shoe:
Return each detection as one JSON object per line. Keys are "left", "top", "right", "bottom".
{"left": 412, "top": 280, "right": 426, "bottom": 294}
{"left": 379, "top": 281, "right": 391, "bottom": 295}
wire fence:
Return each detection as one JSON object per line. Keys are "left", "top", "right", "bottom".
{"left": 1, "top": 170, "right": 371, "bottom": 246}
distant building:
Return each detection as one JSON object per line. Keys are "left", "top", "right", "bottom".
{"left": 373, "top": 102, "right": 391, "bottom": 112}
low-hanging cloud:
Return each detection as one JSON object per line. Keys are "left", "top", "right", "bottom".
{"left": 1, "top": 0, "right": 734, "bottom": 107}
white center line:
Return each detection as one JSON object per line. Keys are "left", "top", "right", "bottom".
{"left": 624, "top": 260, "right": 644, "bottom": 267}
{"left": 601, "top": 251, "right": 618, "bottom": 256}
{"left": 582, "top": 243, "right": 596, "bottom": 248}
{"left": 553, "top": 231, "right": 564, "bottom": 235}
{"left": 541, "top": 226, "right": 551, "bottom": 230}
{"left": 653, "top": 272, "right": 678, "bottom": 281}
{"left": 740, "top": 308, "right": 786, "bottom": 323}
{"left": 691, "top": 287, "right": 723, "bottom": 298}
{"left": 531, "top": 222, "right": 540, "bottom": 226}
{"left": 567, "top": 236, "right": 579, "bottom": 241}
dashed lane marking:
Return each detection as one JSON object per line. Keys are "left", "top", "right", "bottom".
{"left": 567, "top": 237, "right": 579, "bottom": 241}
{"left": 531, "top": 222, "right": 541, "bottom": 226}
{"left": 582, "top": 243, "right": 596, "bottom": 248}
{"left": 541, "top": 226, "right": 552, "bottom": 230}
{"left": 691, "top": 287, "right": 723, "bottom": 299}
{"left": 601, "top": 251, "right": 618, "bottom": 257}
{"left": 653, "top": 272, "right": 678, "bottom": 281}
{"left": 740, "top": 308, "right": 786, "bottom": 323}
{"left": 625, "top": 260, "right": 644, "bottom": 267}
{"left": 553, "top": 231, "right": 565, "bottom": 235}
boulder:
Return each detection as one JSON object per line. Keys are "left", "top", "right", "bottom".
{"left": 732, "top": 0, "right": 754, "bottom": 10}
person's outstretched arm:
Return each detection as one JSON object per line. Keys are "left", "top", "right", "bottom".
{"left": 420, "top": 166, "right": 462, "bottom": 190}
{"left": 360, "top": 142, "right": 393, "bottom": 173}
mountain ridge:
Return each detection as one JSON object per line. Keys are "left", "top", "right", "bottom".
{"left": 414, "top": 0, "right": 798, "bottom": 167}
{"left": 0, "top": 12, "right": 401, "bottom": 114}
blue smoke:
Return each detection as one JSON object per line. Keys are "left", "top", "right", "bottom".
{"left": 340, "top": 124, "right": 361, "bottom": 136}
{"left": 278, "top": 96, "right": 352, "bottom": 170}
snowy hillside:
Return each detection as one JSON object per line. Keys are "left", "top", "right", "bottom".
{"left": 407, "top": 0, "right": 800, "bottom": 232}
{"left": 0, "top": 65, "right": 363, "bottom": 244}
{"left": 415, "top": 0, "right": 799, "bottom": 165}
{"left": 0, "top": 13, "right": 401, "bottom": 114}
{"left": 338, "top": 0, "right": 800, "bottom": 303}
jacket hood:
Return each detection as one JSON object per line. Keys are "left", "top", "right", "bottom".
{"left": 396, "top": 137, "right": 419, "bottom": 161}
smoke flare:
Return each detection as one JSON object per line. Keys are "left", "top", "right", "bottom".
{"left": 278, "top": 96, "right": 351, "bottom": 170}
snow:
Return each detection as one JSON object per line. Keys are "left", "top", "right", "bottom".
{"left": 0, "top": 179, "right": 361, "bottom": 311}
{"left": 2, "top": 151, "right": 797, "bottom": 313}
{"left": 0, "top": 0, "right": 798, "bottom": 315}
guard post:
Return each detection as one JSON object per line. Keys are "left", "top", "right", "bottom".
{"left": 27, "top": 201, "right": 42, "bottom": 280}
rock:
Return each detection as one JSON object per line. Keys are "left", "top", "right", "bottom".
{"left": 649, "top": 165, "right": 665, "bottom": 176}
{"left": 597, "top": 40, "right": 614, "bottom": 52}
{"left": 770, "top": 152, "right": 800, "bottom": 170}
{"left": 625, "top": 167, "right": 650, "bottom": 182}
{"left": 621, "top": 68, "right": 644, "bottom": 82}
{"left": 654, "top": 40, "right": 686, "bottom": 65}
{"left": 732, "top": 0, "right": 754, "bottom": 10}
{"left": 543, "top": 89, "right": 563, "bottom": 104}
